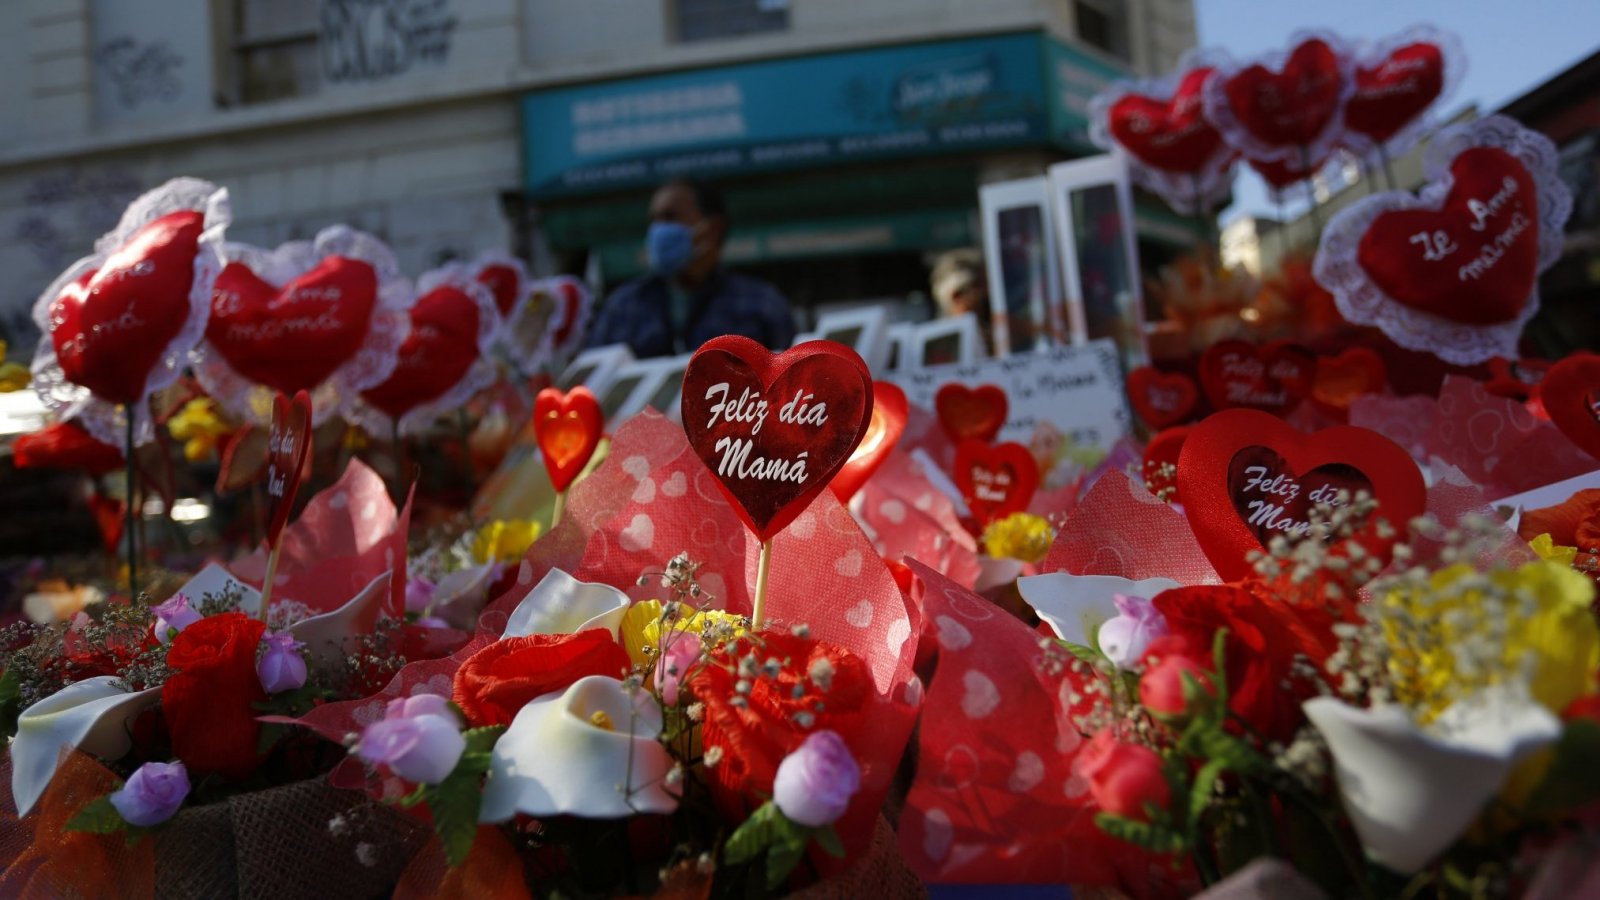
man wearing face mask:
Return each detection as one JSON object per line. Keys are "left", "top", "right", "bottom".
{"left": 584, "top": 179, "right": 795, "bottom": 357}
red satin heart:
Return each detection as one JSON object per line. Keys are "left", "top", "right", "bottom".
{"left": 1127, "top": 366, "right": 1199, "bottom": 429}
{"left": 1485, "top": 356, "right": 1551, "bottom": 402}
{"left": 207, "top": 256, "right": 378, "bottom": 394}
{"left": 550, "top": 279, "right": 585, "bottom": 349}
{"left": 1221, "top": 38, "right": 1346, "bottom": 149}
{"left": 1311, "top": 347, "right": 1387, "bottom": 417}
{"left": 476, "top": 263, "right": 522, "bottom": 318}
{"left": 361, "top": 286, "right": 482, "bottom": 419}
{"left": 1141, "top": 425, "right": 1190, "bottom": 501}
{"left": 681, "top": 336, "right": 873, "bottom": 542}
{"left": 533, "top": 386, "right": 603, "bottom": 493}
{"left": 1345, "top": 42, "right": 1445, "bottom": 146}
{"left": 88, "top": 491, "right": 126, "bottom": 556}
{"left": 48, "top": 210, "right": 203, "bottom": 405}
{"left": 935, "top": 383, "right": 1008, "bottom": 444}
{"left": 953, "top": 439, "right": 1039, "bottom": 527}
{"left": 1539, "top": 353, "right": 1600, "bottom": 462}
{"left": 1359, "top": 147, "right": 1540, "bottom": 325}
{"left": 829, "top": 381, "right": 908, "bottom": 504}
{"left": 1198, "top": 340, "right": 1312, "bottom": 415}
{"left": 1176, "top": 409, "right": 1426, "bottom": 582}
{"left": 1109, "top": 67, "right": 1225, "bottom": 174}
{"left": 266, "top": 391, "right": 313, "bottom": 546}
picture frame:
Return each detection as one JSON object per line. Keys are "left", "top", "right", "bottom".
{"left": 809, "top": 306, "right": 890, "bottom": 371}
{"left": 909, "top": 313, "right": 983, "bottom": 368}
{"left": 1047, "top": 152, "right": 1149, "bottom": 370}
{"left": 979, "top": 176, "right": 1066, "bottom": 356}
{"left": 596, "top": 353, "right": 694, "bottom": 424}
{"left": 555, "top": 343, "right": 635, "bottom": 395}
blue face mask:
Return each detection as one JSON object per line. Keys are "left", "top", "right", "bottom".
{"left": 646, "top": 221, "right": 694, "bottom": 276}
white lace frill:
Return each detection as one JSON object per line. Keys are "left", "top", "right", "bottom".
{"left": 1201, "top": 29, "right": 1358, "bottom": 166}
{"left": 472, "top": 251, "right": 544, "bottom": 375}
{"left": 192, "top": 225, "right": 413, "bottom": 428}
{"left": 29, "top": 177, "right": 230, "bottom": 448}
{"left": 1313, "top": 115, "right": 1573, "bottom": 365}
{"left": 1341, "top": 25, "right": 1468, "bottom": 164}
{"left": 1088, "top": 47, "right": 1239, "bottom": 216}
{"left": 349, "top": 262, "right": 501, "bottom": 438}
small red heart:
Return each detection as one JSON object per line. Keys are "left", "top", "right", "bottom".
{"left": 1539, "top": 353, "right": 1600, "bottom": 462}
{"left": 1141, "top": 426, "right": 1190, "bottom": 501}
{"left": 207, "top": 256, "right": 379, "bottom": 395}
{"left": 476, "top": 263, "right": 523, "bottom": 318}
{"left": 1217, "top": 37, "right": 1346, "bottom": 152}
{"left": 681, "top": 336, "right": 873, "bottom": 542}
{"left": 550, "top": 279, "right": 586, "bottom": 350}
{"left": 1109, "top": 67, "right": 1226, "bottom": 175}
{"left": 1311, "top": 347, "right": 1388, "bottom": 417}
{"left": 1198, "top": 340, "right": 1312, "bottom": 415}
{"left": 13, "top": 421, "right": 125, "bottom": 477}
{"left": 829, "top": 381, "right": 908, "bottom": 504}
{"left": 953, "top": 439, "right": 1040, "bottom": 527}
{"left": 266, "top": 390, "right": 313, "bottom": 546}
{"left": 1127, "top": 367, "right": 1199, "bottom": 429}
{"left": 48, "top": 210, "right": 204, "bottom": 405}
{"left": 936, "top": 383, "right": 1008, "bottom": 444}
{"left": 1176, "top": 409, "right": 1426, "bottom": 582}
{"left": 1345, "top": 41, "right": 1446, "bottom": 147}
{"left": 361, "top": 286, "right": 485, "bottom": 420}
{"left": 1485, "top": 356, "right": 1551, "bottom": 401}
{"left": 88, "top": 491, "right": 127, "bottom": 556}
{"left": 533, "top": 386, "right": 603, "bottom": 493}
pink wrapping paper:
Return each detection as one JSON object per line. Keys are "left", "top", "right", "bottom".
{"left": 1042, "top": 470, "right": 1220, "bottom": 584}
{"left": 856, "top": 448, "right": 982, "bottom": 589}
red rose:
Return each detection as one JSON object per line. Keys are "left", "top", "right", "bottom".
{"left": 1138, "top": 643, "right": 1213, "bottom": 718}
{"left": 13, "top": 422, "right": 124, "bottom": 476}
{"left": 161, "top": 612, "right": 268, "bottom": 780}
{"left": 1080, "top": 731, "right": 1170, "bottom": 821}
{"left": 451, "top": 629, "right": 630, "bottom": 727}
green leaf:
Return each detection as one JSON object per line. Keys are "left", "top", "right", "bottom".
{"left": 0, "top": 668, "right": 22, "bottom": 740}
{"left": 1060, "top": 640, "right": 1106, "bottom": 669}
{"left": 764, "top": 830, "right": 808, "bottom": 890}
{"left": 723, "top": 801, "right": 780, "bottom": 866}
{"left": 65, "top": 794, "right": 127, "bottom": 835}
{"left": 255, "top": 722, "right": 284, "bottom": 755}
{"left": 1188, "top": 758, "right": 1227, "bottom": 827}
{"left": 429, "top": 769, "right": 487, "bottom": 868}
{"left": 813, "top": 823, "right": 845, "bottom": 858}
{"left": 1210, "top": 629, "right": 1231, "bottom": 707}
{"left": 1526, "top": 719, "right": 1600, "bottom": 815}
{"left": 1093, "top": 812, "right": 1187, "bottom": 854}
{"left": 1194, "top": 728, "right": 1268, "bottom": 775}
{"left": 462, "top": 725, "right": 508, "bottom": 756}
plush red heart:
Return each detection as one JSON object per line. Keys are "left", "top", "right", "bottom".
{"left": 1198, "top": 340, "right": 1313, "bottom": 415}
{"left": 48, "top": 210, "right": 204, "bottom": 405}
{"left": 936, "top": 383, "right": 1008, "bottom": 444}
{"left": 207, "top": 256, "right": 378, "bottom": 395}
{"left": 550, "top": 279, "right": 585, "bottom": 350}
{"left": 476, "top": 263, "right": 522, "bottom": 318}
{"left": 1127, "top": 366, "right": 1199, "bottom": 429}
{"left": 1108, "top": 67, "right": 1225, "bottom": 175}
{"left": 1218, "top": 38, "right": 1346, "bottom": 151}
{"left": 1249, "top": 152, "right": 1330, "bottom": 191}
{"left": 1345, "top": 42, "right": 1445, "bottom": 146}
{"left": 1485, "top": 356, "right": 1551, "bottom": 402}
{"left": 1539, "top": 353, "right": 1600, "bottom": 462}
{"left": 533, "top": 386, "right": 603, "bottom": 493}
{"left": 1359, "top": 147, "right": 1540, "bottom": 325}
{"left": 1141, "top": 426, "right": 1190, "bottom": 501}
{"left": 1311, "top": 347, "right": 1387, "bottom": 416}
{"left": 361, "top": 286, "right": 483, "bottom": 419}
{"left": 829, "top": 381, "right": 908, "bottom": 504}
{"left": 1176, "top": 409, "right": 1426, "bottom": 582}
{"left": 266, "top": 390, "right": 313, "bottom": 546}
{"left": 681, "top": 336, "right": 873, "bottom": 542}
{"left": 953, "top": 439, "right": 1039, "bottom": 527}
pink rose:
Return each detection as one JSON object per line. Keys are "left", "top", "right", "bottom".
{"left": 655, "top": 632, "right": 701, "bottom": 706}
{"left": 1138, "top": 640, "right": 1213, "bottom": 718}
{"left": 356, "top": 693, "right": 465, "bottom": 784}
{"left": 1079, "top": 731, "right": 1169, "bottom": 821}
{"left": 772, "top": 729, "right": 861, "bottom": 827}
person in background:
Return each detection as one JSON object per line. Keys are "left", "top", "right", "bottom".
{"left": 930, "top": 248, "right": 994, "bottom": 355}
{"left": 585, "top": 179, "right": 794, "bottom": 358}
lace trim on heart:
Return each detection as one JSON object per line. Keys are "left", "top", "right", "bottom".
{"left": 1201, "top": 29, "right": 1358, "bottom": 165}
{"left": 1342, "top": 25, "right": 1469, "bottom": 163}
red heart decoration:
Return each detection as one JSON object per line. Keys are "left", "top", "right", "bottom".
{"left": 1485, "top": 356, "right": 1551, "bottom": 401}
{"left": 681, "top": 336, "right": 873, "bottom": 542}
{"left": 207, "top": 256, "right": 379, "bottom": 395}
{"left": 1198, "top": 340, "right": 1313, "bottom": 415}
{"left": 1311, "top": 347, "right": 1387, "bottom": 417}
{"left": 266, "top": 390, "right": 313, "bottom": 546}
{"left": 534, "top": 386, "right": 603, "bottom": 493}
{"left": 1141, "top": 426, "right": 1190, "bottom": 501}
{"left": 88, "top": 491, "right": 127, "bottom": 556}
{"left": 1345, "top": 41, "right": 1446, "bottom": 146}
{"left": 1539, "top": 353, "right": 1600, "bottom": 462}
{"left": 829, "top": 381, "right": 908, "bottom": 504}
{"left": 1249, "top": 152, "right": 1330, "bottom": 191}
{"left": 361, "top": 286, "right": 484, "bottom": 419}
{"left": 13, "top": 421, "right": 125, "bottom": 476}
{"left": 550, "top": 279, "right": 586, "bottom": 350}
{"left": 1108, "top": 67, "right": 1226, "bottom": 175}
{"left": 953, "top": 439, "right": 1039, "bottom": 527}
{"left": 1176, "top": 409, "right": 1426, "bottom": 582}
{"left": 936, "top": 383, "right": 1008, "bottom": 444}
{"left": 476, "top": 263, "right": 522, "bottom": 318}
{"left": 1127, "top": 367, "right": 1199, "bottom": 429}
{"left": 1215, "top": 37, "right": 1347, "bottom": 153}
{"left": 1359, "top": 147, "right": 1541, "bottom": 325}
{"left": 48, "top": 210, "right": 204, "bottom": 405}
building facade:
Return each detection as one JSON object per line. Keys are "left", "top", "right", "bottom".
{"left": 0, "top": 0, "right": 1198, "bottom": 349}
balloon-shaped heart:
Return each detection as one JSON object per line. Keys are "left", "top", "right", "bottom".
{"left": 266, "top": 390, "right": 313, "bottom": 546}
{"left": 534, "top": 386, "right": 604, "bottom": 493}
{"left": 1203, "top": 31, "right": 1354, "bottom": 164}
{"left": 829, "top": 381, "right": 908, "bottom": 504}
{"left": 953, "top": 439, "right": 1040, "bottom": 527}
{"left": 1176, "top": 409, "right": 1426, "bottom": 582}
{"left": 30, "top": 178, "right": 229, "bottom": 446}
{"left": 1343, "top": 26, "right": 1463, "bottom": 157}
{"left": 1249, "top": 151, "right": 1334, "bottom": 200}
{"left": 1315, "top": 116, "right": 1572, "bottom": 365}
{"left": 1198, "top": 340, "right": 1313, "bottom": 415}
{"left": 1539, "top": 353, "right": 1600, "bottom": 462}
{"left": 472, "top": 253, "right": 528, "bottom": 319}
{"left": 936, "top": 383, "right": 1008, "bottom": 444}
{"left": 1311, "top": 348, "right": 1388, "bottom": 418}
{"left": 1127, "top": 366, "right": 1199, "bottom": 429}
{"left": 681, "top": 337, "right": 873, "bottom": 542}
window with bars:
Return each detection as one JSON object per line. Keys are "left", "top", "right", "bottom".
{"left": 1073, "top": 0, "right": 1129, "bottom": 61}
{"left": 674, "top": 0, "right": 790, "bottom": 43}
{"left": 229, "top": 0, "right": 321, "bottom": 105}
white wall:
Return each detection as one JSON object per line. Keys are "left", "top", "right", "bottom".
{"left": 90, "top": 0, "right": 215, "bottom": 128}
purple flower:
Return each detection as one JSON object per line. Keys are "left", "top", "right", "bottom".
{"left": 405, "top": 576, "right": 436, "bottom": 615}
{"left": 772, "top": 730, "right": 861, "bottom": 827}
{"left": 1098, "top": 593, "right": 1168, "bottom": 670}
{"left": 655, "top": 632, "right": 701, "bottom": 707}
{"left": 357, "top": 693, "right": 464, "bottom": 784}
{"left": 256, "top": 631, "right": 307, "bottom": 694}
{"left": 415, "top": 616, "right": 451, "bottom": 629}
{"left": 151, "top": 593, "right": 202, "bottom": 644}
{"left": 109, "top": 761, "right": 190, "bottom": 827}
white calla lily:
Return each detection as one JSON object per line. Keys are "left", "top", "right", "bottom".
{"left": 1304, "top": 685, "right": 1562, "bottom": 874}
{"left": 479, "top": 675, "right": 678, "bottom": 822}
{"left": 11, "top": 676, "right": 161, "bottom": 816}
{"left": 504, "top": 569, "right": 630, "bottom": 639}
{"left": 288, "top": 571, "right": 390, "bottom": 670}
{"left": 426, "top": 562, "right": 497, "bottom": 628}
{"left": 1016, "top": 573, "right": 1180, "bottom": 646}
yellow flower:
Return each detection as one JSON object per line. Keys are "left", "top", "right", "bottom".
{"left": 471, "top": 518, "right": 542, "bottom": 565}
{"left": 981, "top": 512, "right": 1055, "bottom": 564}
{"left": 1529, "top": 532, "right": 1579, "bottom": 567}
{"left": 168, "top": 397, "right": 233, "bottom": 462}
{"left": 619, "top": 598, "right": 744, "bottom": 669}
{"left": 0, "top": 362, "right": 29, "bottom": 393}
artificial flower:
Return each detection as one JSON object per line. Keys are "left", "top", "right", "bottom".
{"left": 21, "top": 581, "right": 104, "bottom": 625}
{"left": 1078, "top": 731, "right": 1171, "bottom": 822}
{"left": 166, "top": 396, "right": 232, "bottom": 462}
{"left": 773, "top": 729, "right": 861, "bottom": 827}
{"left": 1137, "top": 642, "right": 1212, "bottom": 717}
{"left": 109, "top": 761, "right": 190, "bottom": 827}
{"left": 655, "top": 631, "right": 701, "bottom": 707}
{"left": 504, "top": 568, "right": 630, "bottom": 639}
{"left": 1016, "top": 573, "right": 1180, "bottom": 649}
{"left": 9, "top": 677, "right": 161, "bottom": 817}
{"left": 1528, "top": 532, "right": 1578, "bottom": 567}
{"left": 11, "top": 422, "right": 123, "bottom": 476}
{"left": 405, "top": 576, "right": 437, "bottom": 615}
{"left": 619, "top": 598, "right": 745, "bottom": 669}
{"left": 452, "top": 630, "right": 631, "bottom": 727}
{"left": 1519, "top": 489, "right": 1600, "bottom": 556}
{"left": 1097, "top": 593, "right": 1167, "bottom": 670}
{"left": 471, "top": 519, "right": 542, "bottom": 565}
{"left": 981, "top": 512, "right": 1055, "bottom": 564}
{"left": 151, "top": 592, "right": 202, "bottom": 644}
{"left": 357, "top": 694, "right": 466, "bottom": 785}
{"left": 161, "top": 612, "right": 268, "bottom": 780}
{"left": 0, "top": 339, "right": 28, "bottom": 391}
{"left": 255, "top": 631, "right": 307, "bottom": 694}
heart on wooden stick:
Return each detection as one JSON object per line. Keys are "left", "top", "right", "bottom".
{"left": 533, "top": 387, "right": 603, "bottom": 493}
{"left": 953, "top": 439, "right": 1040, "bottom": 528}
{"left": 1310, "top": 347, "right": 1388, "bottom": 417}
{"left": 1197, "top": 340, "right": 1313, "bottom": 416}
{"left": 829, "top": 381, "right": 908, "bottom": 504}
{"left": 935, "top": 383, "right": 1008, "bottom": 444}
{"left": 1127, "top": 366, "right": 1199, "bottom": 429}
{"left": 265, "top": 390, "right": 313, "bottom": 546}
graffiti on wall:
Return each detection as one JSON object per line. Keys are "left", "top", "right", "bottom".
{"left": 95, "top": 38, "right": 185, "bottom": 110}
{"left": 322, "top": 0, "right": 457, "bottom": 84}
